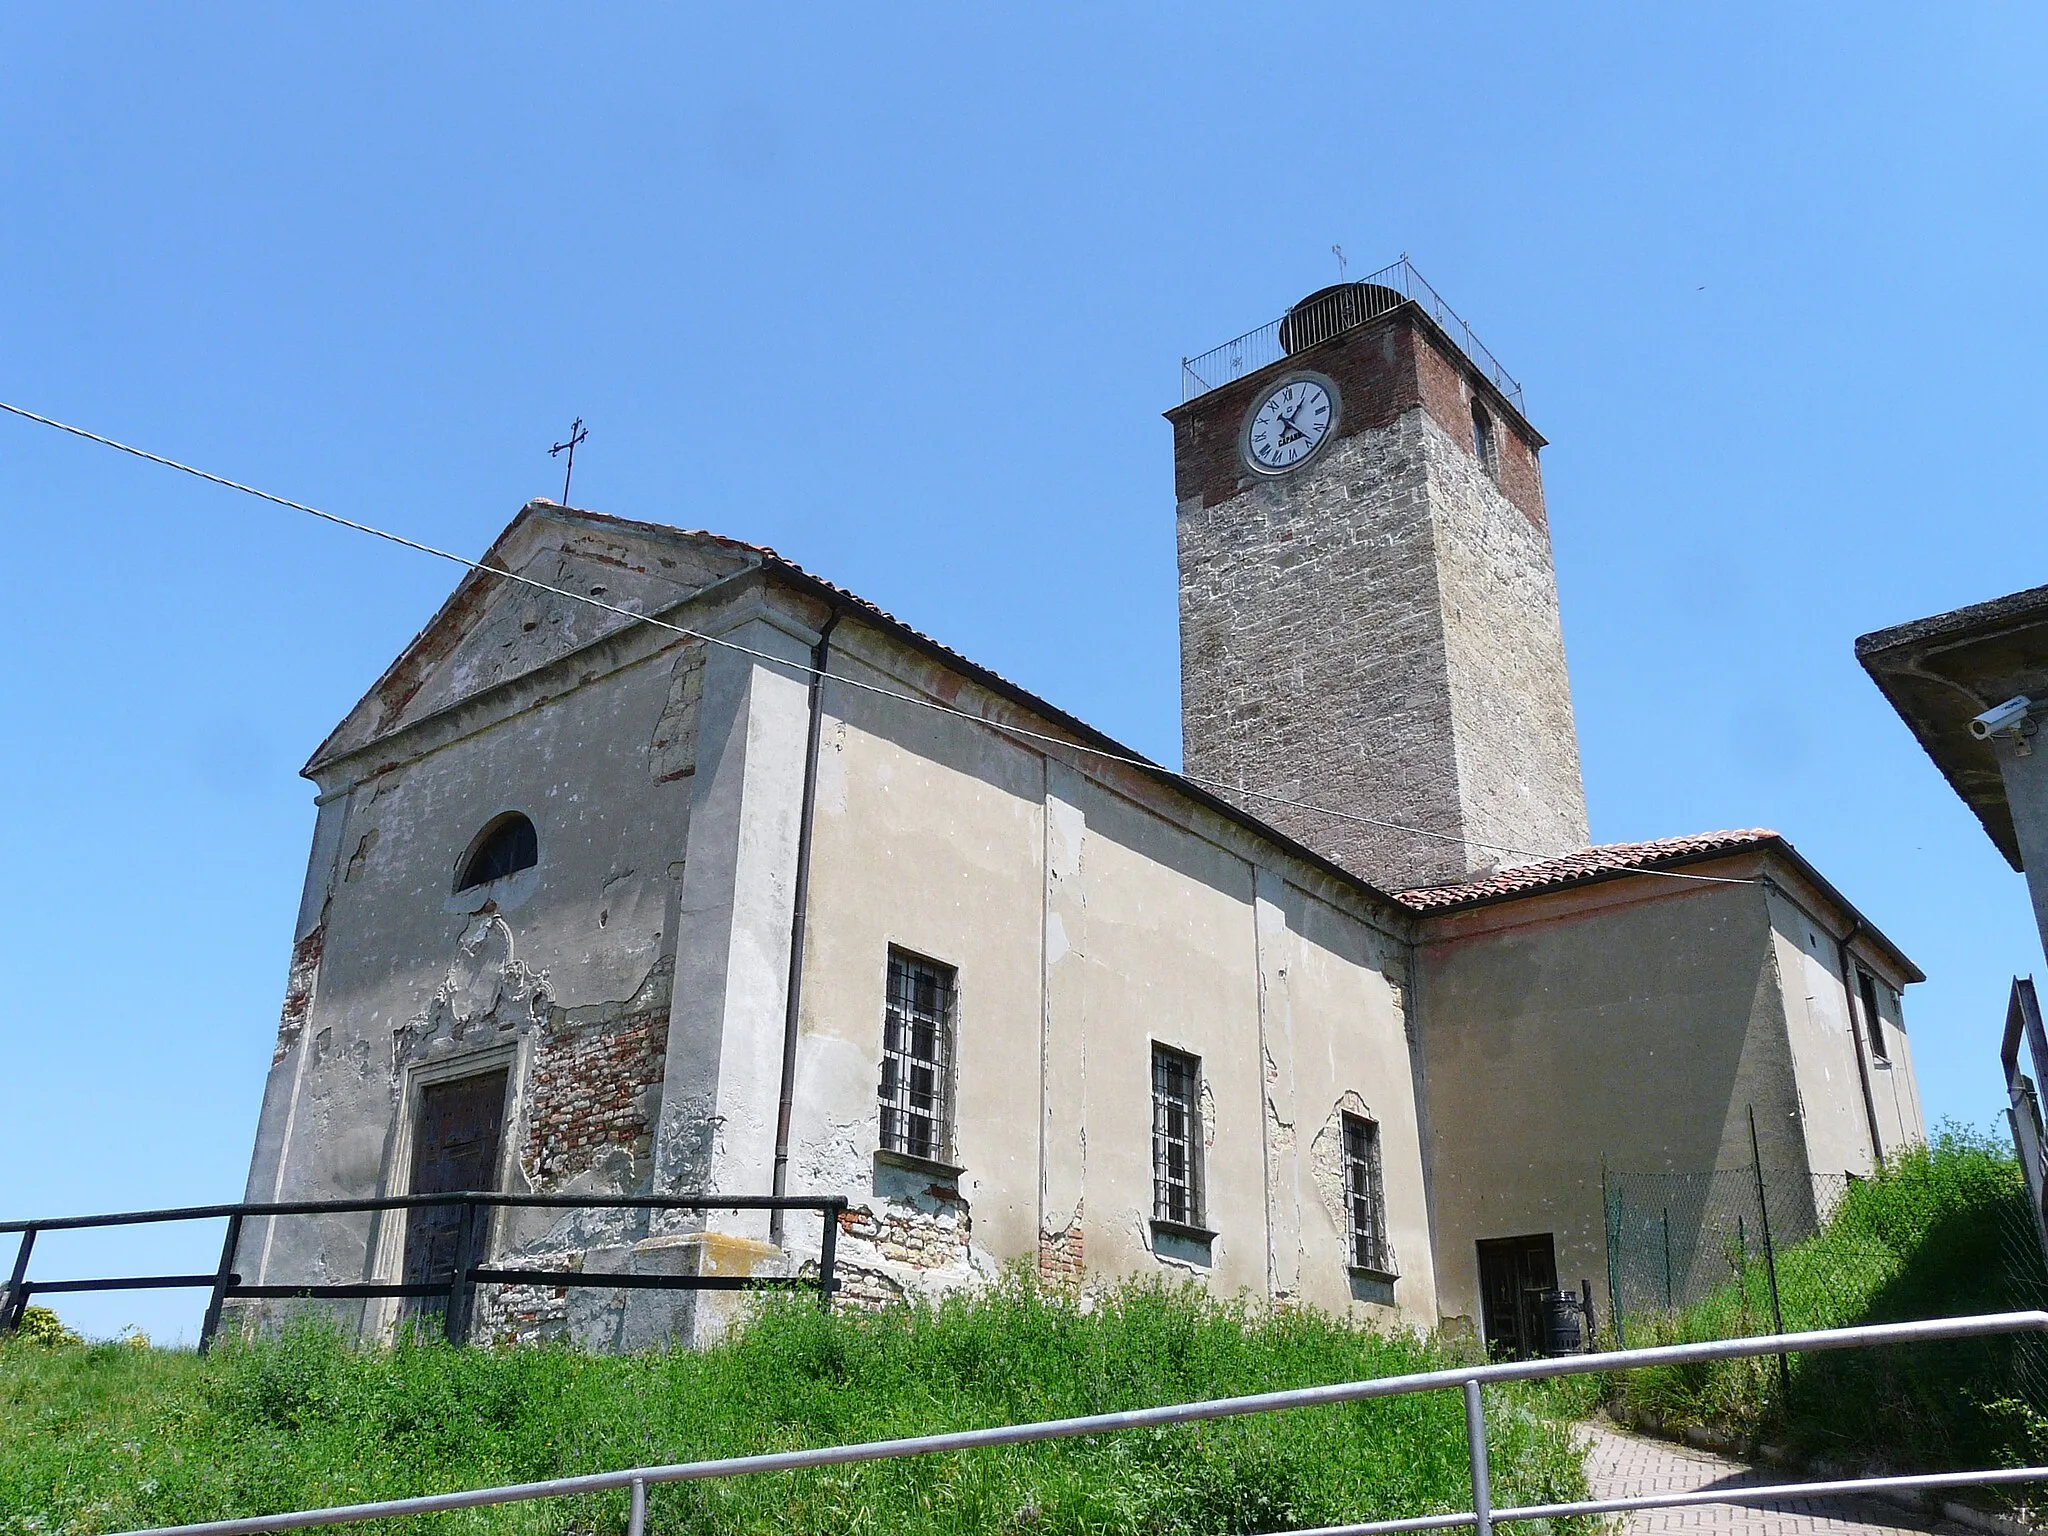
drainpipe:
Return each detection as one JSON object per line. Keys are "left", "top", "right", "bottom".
{"left": 1834, "top": 919, "right": 1887, "bottom": 1169}
{"left": 770, "top": 610, "right": 839, "bottom": 1248}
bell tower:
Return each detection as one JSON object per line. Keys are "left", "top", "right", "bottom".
{"left": 1168, "top": 273, "right": 1588, "bottom": 892}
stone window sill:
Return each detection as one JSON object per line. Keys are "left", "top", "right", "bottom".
{"left": 1149, "top": 1217, "right": 1218, "bottom": 1244}
{"left": 874, "top": 1148, "right": 966, "bottom": 1182}
{"left": 1347, "top": 1264, "right": 1400, "bottom": 1284}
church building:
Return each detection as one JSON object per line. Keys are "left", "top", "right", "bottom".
{"left": 236, "top": 269, "right": 1924, "bottom": 1353}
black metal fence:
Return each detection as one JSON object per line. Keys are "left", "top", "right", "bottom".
{"left": 0, "top": 1192, "right": 846, "bottom": 1352}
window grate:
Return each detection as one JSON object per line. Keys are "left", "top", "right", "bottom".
{"left": 879, "top": 951, "right": 955, "bottom": 1163}
{"left": 1151, "top": 1045, "right": 1204, "bottom": 1227}
{"left": 1343, "top": 1113, "right": 1395, "bottom": 1276}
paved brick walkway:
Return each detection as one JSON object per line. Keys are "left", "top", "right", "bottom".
{"left": 1578, "top": 1421, "right": 1980, "bottom": 1536}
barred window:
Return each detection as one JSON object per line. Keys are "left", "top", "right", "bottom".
{"left": 1151, "top": 1045, "right": 1204, "bottom": 1228}
{"left": 1343, "top": 1113, "right": 1394, "bottom": 1275}
{"left": 879, "top": 950, "right": 955, "bottom": 1163}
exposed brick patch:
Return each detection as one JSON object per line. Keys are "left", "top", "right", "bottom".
{"left": 1166, "top": 306, "right": 1544, "bottom": 527}
{"left": 522, "top": 1006, "right": 667, "bottom": 1185}
{"left": 1037, "top": 1219, "right": 1084, "bottom": 1282}
{"left": 838, "top": 1203, "right": 970, "bottom": 1269}
{"left": 273, "top": 923, "right": 325, "bottom": 1065}
{"left": 1409, "top": 324, "right": 1546, "bottom": 531}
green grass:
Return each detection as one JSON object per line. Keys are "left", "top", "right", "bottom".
{"left": 0, "top": 1273, "right": 1593, "bottom": 1536}
{"left": 1607, "top": 1127, "right": 2048, "bottom": 1469}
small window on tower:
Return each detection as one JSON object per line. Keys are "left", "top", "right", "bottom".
{"left": 455, "top": 813, "right": 538, "bottom": 891}
{"left": 1471, "top": 401, "right": 1495, "bottom": 477}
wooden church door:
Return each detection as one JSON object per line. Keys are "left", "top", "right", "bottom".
{"left": 400, "top": 1070, "right": 508, "bottom": 1319}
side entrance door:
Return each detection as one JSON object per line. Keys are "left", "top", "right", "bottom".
{"left": 401, "top": 1070, "right": 509, "bottom": 1322}
{"left": 1475, "top": 1233, "right": 1558, "bottom": 1359}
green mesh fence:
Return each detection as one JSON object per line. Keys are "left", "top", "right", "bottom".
{"left": 1997, "top": 1189, "right": 2048, "bottom": 1410}
{"left": 1605, "top": 1149, "right": 2048, "bottom": 1415}
{"left": 1602, "top": 1167, "right": 1850, "bottom": 1345}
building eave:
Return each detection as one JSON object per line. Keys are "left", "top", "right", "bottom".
{"left": 1855, "top": 583, "right": 2048, "bottom": 873}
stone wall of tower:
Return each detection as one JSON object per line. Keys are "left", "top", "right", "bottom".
{"left": 1177, "top": 413, "right": 1469, "bottom": 888}
{"left": 1422, "top": 411, "right": 1589, "bottom": 874}
{"left": 1172, "top": 306, "right": 1587, "bottom": 893}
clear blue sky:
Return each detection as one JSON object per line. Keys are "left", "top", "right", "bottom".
{"left": 4, "top": 7, "right": 2044, "bottom": 1340}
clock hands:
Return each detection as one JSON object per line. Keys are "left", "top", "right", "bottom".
{"left": 1250, "top": 382, "right": 1329, "bottom": 467}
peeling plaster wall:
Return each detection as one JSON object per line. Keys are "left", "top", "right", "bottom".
{"left": 1254, "top": 871, "right": 1436, "bottom": 1318}
{"left": 785, "top": 636, "right": 1044, "bottom": 1304}
{"left": 235, "top": 556, "right": 746, "bottom": 1335}
{"left": 786, "top": 628, "right": 1430, "bottom": 1324}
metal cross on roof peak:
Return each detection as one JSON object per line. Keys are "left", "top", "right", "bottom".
{"left": 549, "top": 418, "right": 589, "bottom": 506}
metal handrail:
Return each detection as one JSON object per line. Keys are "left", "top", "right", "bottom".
{"left": 0, "top": 1192, "right": 848, "bottom": 1351}
{"left": 2003, "top": 976, "right": 2048, "bottom": 1272}
{"left": 93, "top": 1309, "right": 2048, "bottom": 1536}
{"left": 1180, "top": 256, "right": 1525, "bottom": 411}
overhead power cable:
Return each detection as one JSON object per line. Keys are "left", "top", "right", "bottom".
{"left": 0, "top": 398, "right": 1755, "bottom": 892}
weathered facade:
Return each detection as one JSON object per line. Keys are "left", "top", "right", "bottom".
{"left": 237, "top": 283, "right": 1926, "bottom": 1354}
{"left": 238, "top": 505, "right": 1439, "bottom": 1343}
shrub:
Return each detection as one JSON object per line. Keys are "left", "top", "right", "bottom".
{"left": 1607, "top": 1126, "right": 2047, "bottom": 1470}
{"left": 11, "top": 1308, "right": 80, "bottom": 1349}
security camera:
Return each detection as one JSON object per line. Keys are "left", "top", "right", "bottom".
{"left": 1970, "top": 695, "right": 2034, "bottom": 740}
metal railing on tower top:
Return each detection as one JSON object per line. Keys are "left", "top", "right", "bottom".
{"left": 1181, "top": 256, "right": 1525, "bottom": 412}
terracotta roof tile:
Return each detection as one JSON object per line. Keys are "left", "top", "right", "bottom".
{"left": 1394, "top": 829, "right": 1780, "bottom": 911}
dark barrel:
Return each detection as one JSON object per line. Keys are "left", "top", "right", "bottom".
{"left": 1539, "top": 1289, "right": 1585, "bottom": 1354}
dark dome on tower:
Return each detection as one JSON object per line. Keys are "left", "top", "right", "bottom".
{"left": 1280, "top": 282, "right": 1406, "bottom": 354}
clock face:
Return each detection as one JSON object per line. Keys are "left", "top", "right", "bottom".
{"left": 1244, "top": 376, "right": 1337, "bottom": 473}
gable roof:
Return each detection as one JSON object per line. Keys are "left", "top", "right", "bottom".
{"left": 306, "top": 504, "right": 761, "bottom": 774}
{"left": 307, "top": 500, "right": 1919, "bottom": 981}
{"left": 304, "top": 501, "right": 1424, "bottom": 925}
